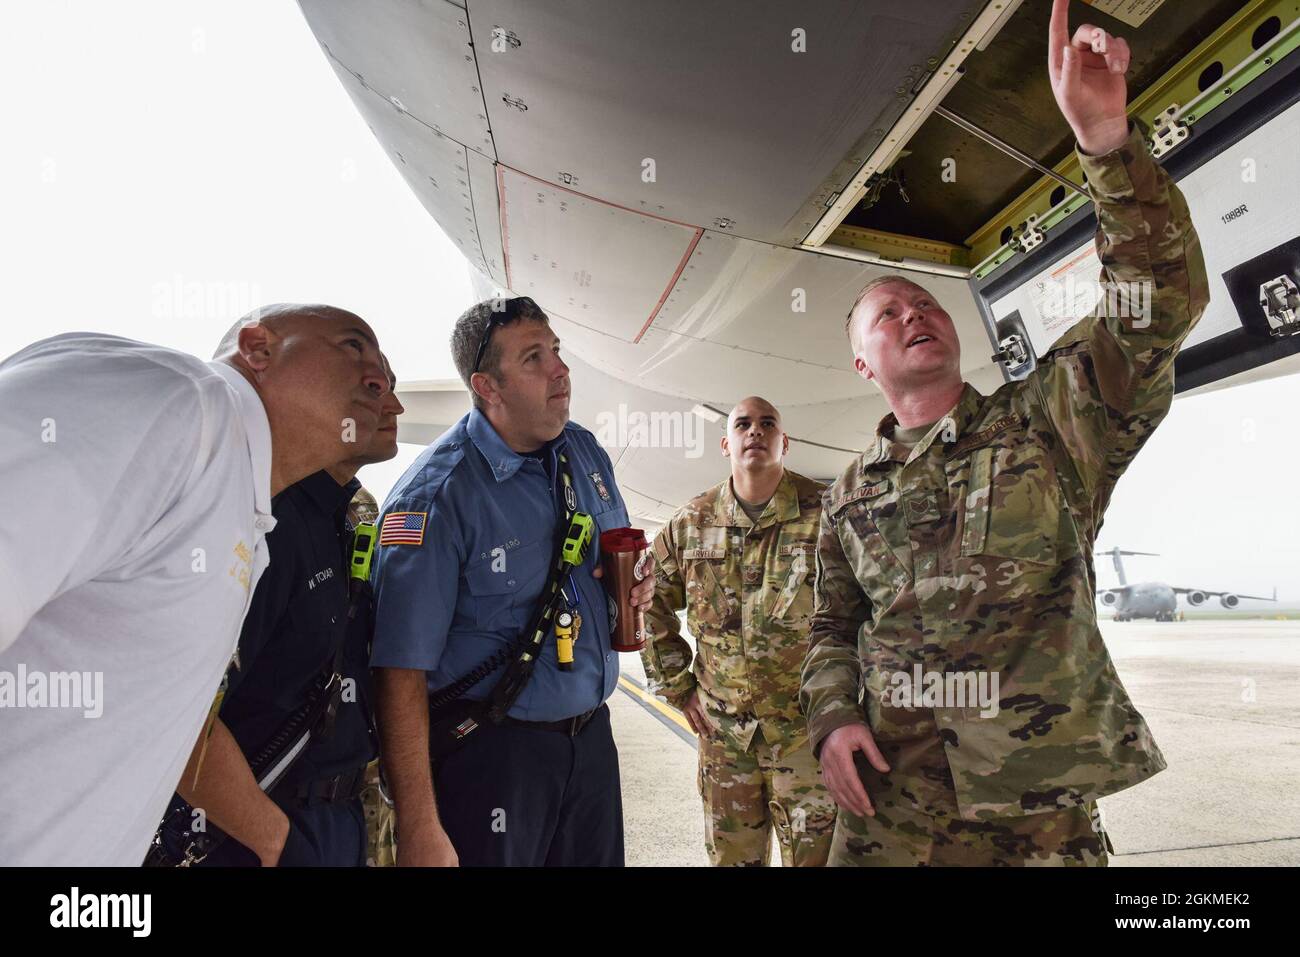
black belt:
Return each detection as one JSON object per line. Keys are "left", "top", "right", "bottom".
{"left": 279, "top": 766, "right": 369, "bottom": 808}
{"left": 501, "top": 706, "right": 601, "bottom": 737}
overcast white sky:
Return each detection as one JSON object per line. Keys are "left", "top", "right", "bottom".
{"left": 0, "top": 0, "right": 472, "bottom": 504}
{"left": 2, "top": 1, "right": 1297, "bottom": 603}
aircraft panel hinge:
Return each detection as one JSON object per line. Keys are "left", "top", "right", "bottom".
{"left": 1013, "top": 213, "right": 1044, "bottom": 253}
{"left": 991, "top": 332, "right": 1030, "bottom": 368}
{"left": 1151, "top": 104, "right": 1189, "bottom": 158}
{"left": 1261, "top": 275, "right": 1300, "bottom": 337}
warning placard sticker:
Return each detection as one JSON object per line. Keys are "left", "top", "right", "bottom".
{"left": 1024, "top": 243, "right": 1105, "bottom": 345}
{"left": 1079, "top": 0, "right": 1168, "bottom": 28}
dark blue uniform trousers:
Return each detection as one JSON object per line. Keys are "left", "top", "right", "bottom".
{"left": 434, "top": 703, "right": 624, "bottom": 866}
{"left": 198, "top": 798, "right": 366, "bottom": 867}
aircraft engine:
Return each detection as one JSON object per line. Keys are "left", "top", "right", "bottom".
{"left": 1100, "top": 592, "right": 1117, "bottom": 606}
{"left": 1220, "top": 594, "right": 1239, "bottom": 609}
{"left": 1187, "top": 591, "right": 1207, "bottom": 606}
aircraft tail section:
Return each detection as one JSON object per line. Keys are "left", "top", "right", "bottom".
{"left": 1102, "top": 548, "right": 1160, "bottom": 588}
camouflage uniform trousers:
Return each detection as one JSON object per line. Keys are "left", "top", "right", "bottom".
{"left": 698, "top": 728, "right": 835, "bottom": 866}
{"left": 360, "top": 759, "right": 396, "bottom": 867}
{"left": 828, "top": 797, "right": 1112, "bottom": 867}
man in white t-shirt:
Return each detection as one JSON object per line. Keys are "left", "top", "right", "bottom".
{"left": 0, "top": 303, "right": 389, "bottom": 865}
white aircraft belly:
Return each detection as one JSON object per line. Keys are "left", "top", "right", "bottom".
{"left": 296, "top": 0, "right": 1081, "bottom": 523}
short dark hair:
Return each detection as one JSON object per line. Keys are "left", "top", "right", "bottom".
{"left": 450, "top": 296, "right": 550, "bottom": 410}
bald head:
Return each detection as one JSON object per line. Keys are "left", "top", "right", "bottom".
{"left": 210, "top": 301, "right": 390, "bottom": 495}
{"left": 213, "top": 303, "right": 373, "bottom": 360}
{"left": 722, "top": 396, "right": 788, "bottom": 475}
{"left": 727, "top": 395, "right": 780, "bottom": 432}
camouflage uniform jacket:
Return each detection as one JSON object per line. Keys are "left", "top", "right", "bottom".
{"left": 801, "top": 124, "right": 1210, "bottom": 820}
{"left": 643, "top": 469, "right": 826, "bottom": 752}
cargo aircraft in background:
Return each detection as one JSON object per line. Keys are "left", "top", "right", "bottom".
{"left": 1096, "top": 547, "right": 1277, "bottom": 621}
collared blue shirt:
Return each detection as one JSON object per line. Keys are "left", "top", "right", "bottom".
{"left": 369, "top": 408, "right": 630, "bottom": 722}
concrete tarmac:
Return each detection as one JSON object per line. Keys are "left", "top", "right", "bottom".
{"left": 613, "top": 618, "right": 1300, "bottom": 866}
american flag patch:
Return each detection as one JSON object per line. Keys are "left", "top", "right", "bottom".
{"left": 379, "top": 511, "right": 427, "bottom": 546}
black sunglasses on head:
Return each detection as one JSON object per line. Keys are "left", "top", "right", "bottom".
{"left": 472, "top": 296, "right": 538, "bottom": 375}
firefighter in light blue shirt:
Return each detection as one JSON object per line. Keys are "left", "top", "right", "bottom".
{"left": 371, "top": 296, "right": 655, "bottom": 867}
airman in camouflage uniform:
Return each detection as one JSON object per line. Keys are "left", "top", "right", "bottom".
{"left": 643, "top": 397, "right": 835, "bottom": 866}
{"left": 802, "top": 2, "right": 1210, "bottom": 866}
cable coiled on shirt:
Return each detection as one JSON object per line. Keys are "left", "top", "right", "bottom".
{"left": 425, "top": 647, "right": 514, "bottom": 710}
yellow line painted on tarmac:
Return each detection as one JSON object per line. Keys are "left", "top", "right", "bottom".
{"left": 618, "top": 676, "right": 694, "bottom": 735}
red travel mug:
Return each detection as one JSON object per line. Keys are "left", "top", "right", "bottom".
{"left": 599, "top": 528, "right": 650, "bottom": 652}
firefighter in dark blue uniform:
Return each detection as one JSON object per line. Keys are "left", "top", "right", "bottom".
{"left": 155, "top": 362, "right": 404, "bottom": 866}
